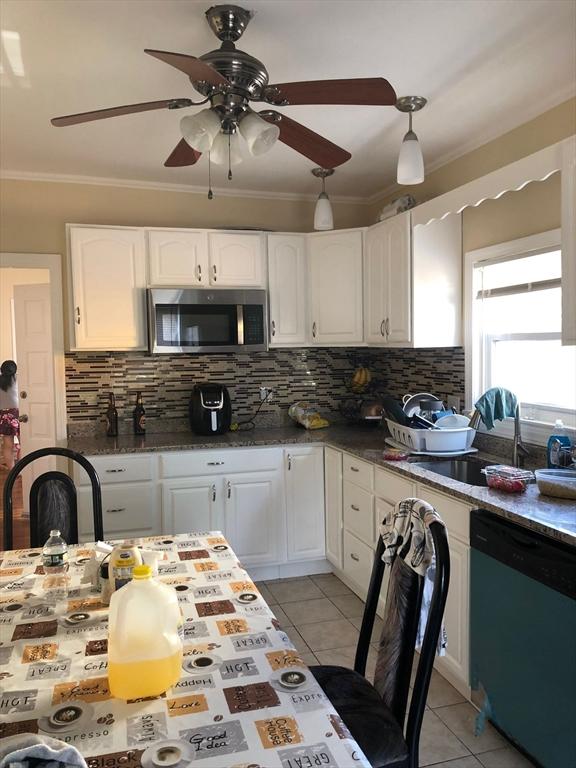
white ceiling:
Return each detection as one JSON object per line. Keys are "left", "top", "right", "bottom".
{"left": 1, "top": 0, "right": 575, "bottom": 199}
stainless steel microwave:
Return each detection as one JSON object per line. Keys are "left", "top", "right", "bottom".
{"left": 147, "top": 288, "right": 268, "bottom": 354}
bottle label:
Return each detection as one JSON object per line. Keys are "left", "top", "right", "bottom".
{"left": 138, "top": 415, "right": 146, "bottom": 428}
{"left": 42, "top": 551, "right": 69, "bottom": 569}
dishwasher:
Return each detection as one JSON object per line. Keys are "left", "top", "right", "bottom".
{"left": 470, "top": 509, "right": 576, "bottom": 768}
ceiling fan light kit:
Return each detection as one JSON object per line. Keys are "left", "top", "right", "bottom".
{"left": 396, "top": 95, "right": 427, "bottom": 185}
{"left": 239, "top": 112, "right": 280, "bottom": 156}
{"left": 312, "top": 167, "right": 335, "bottom": 231}
{"left": 180, "top": 108, "right": 221, "bottom": 153}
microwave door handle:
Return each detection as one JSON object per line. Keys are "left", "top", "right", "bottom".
{"left": 237, "top": 304, "right": 244, "bottom": 345}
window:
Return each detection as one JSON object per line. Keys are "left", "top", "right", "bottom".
{"left": 466, "top": 230, "right": 576, "bottom": 440}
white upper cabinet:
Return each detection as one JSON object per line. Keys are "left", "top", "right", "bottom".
{"left": 308, "top": 230, "right": 364, "bottom": 345}
{"left": 364, "top": 212, "right": 411, "bottom": 346}
{"left": 148, "top": 229, "right": 209, "bottom": 286}
{"left": 69, "top": 226, "right": 147, "bottom": 350}
{"left": 208, "top": 232, "right": 266, "bottom": 287}
{"left": 267, "top": 234, "right": 308, "bottom": 346}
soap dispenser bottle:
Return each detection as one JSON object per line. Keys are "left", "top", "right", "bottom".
{"left": 547, "top": 420, "right": 572, "bottom": 468}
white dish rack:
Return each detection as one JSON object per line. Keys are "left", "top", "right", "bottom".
{"left": 385, "top": 419, "right": 476, "bottom": 453}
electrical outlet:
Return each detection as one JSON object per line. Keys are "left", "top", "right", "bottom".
{"left": 447, "top": 395, "right": 460, "bottom": 413}
{"left": 259, "top": 386, "right": 273, "bottom": 402}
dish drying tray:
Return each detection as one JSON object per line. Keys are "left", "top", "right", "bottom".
{"left": 385, "top": 437, "right": 478, "bottom": 457}
{"left": 386, "top": 418, "right": 475, "bottom": 453}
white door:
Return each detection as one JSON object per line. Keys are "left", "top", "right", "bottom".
{"left": 324, "top": 447, "right": 343, "bottom": 568}
{"left": 435, "top": 537, "right": 470, "bottom": 690}
{"left": 384, "top": 211, "right": 412, "bottom": 344}
{"left": 308, "top": 231, "right": 364, "bottom": 344}
{"left": 224, "top": 470, "right": 283, "bottom": 567}
{"left": 268, "top": 235, "right": 308, "bottom": 346}
{"left": 148, "top": 230, "right": 209, "bottom": 286}
{"left": 285, "top": 447, "right": 325, "bottom": 561}
{"left": 69, "top": 226, "right": 147, "bottom": 350}
{"left": 13, "top": 284, "right": 57, "bottom": 509}
{"left": 208, "top": 233, "right": 265, "bottom": 287}
{"left": 161, "top": 477, "right": 223, "bottom": 535}
{"left": 364, "top": 221, "right": 389, "bottom": 345}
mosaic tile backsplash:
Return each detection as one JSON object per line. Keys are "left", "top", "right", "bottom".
{"left": 65, "top": 347, "right": 466, "bottom": 436}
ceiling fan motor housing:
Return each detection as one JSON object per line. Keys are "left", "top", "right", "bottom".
{"left": 198, "top": 44, "right": 269, "bottom": 100}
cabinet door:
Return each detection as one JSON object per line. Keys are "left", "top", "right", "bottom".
{"left": 364, "top": 221, "right": 389, "bottom": 344}
{"left": 70, "top": 227, "right": 147, "bottom": 350}
{"left": 78, "top": 482, "right": 159, "bottom": 542}
{"left": 324, "top": 447, "right": 343, "bottom": 569}
{"left": 148, "top": 230, "right": 208, "bottom": 286}
{"left": 384, "top": 211, "right": 412, "bottom": 344}
{"left": 161, "top": 477, "right": 223, "bottom": 535}
{"left": 308, "top": 231, "right": 363, "bottom": 344}
{"left": 435, "top": 537, "right": 470, "bottom": 689}
{"left": 268, "top": 235, "right": 308, "bottom": 346}
{"left": 208, "top": 233, "right": 265, "bottom": 287}
{"left": 224, "top": 470, "right": 284, "bottom": 567}
{"left": 285, "top": 447, "right": 325, "bottom": 561}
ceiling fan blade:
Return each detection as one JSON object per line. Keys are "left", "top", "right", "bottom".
{"left": 260, "top": 111, "right": 351, "bottom": 168}
{"left": 145, "top": 49, "right": 229, "bottom": 87}
{"left": 51, "top": 98, "right": 193, "bottom": 127}
{"left": 165, "top": 139, "right": 202, "bottom": 167}
{"left": 265, "top": 78, "right": 397, "bottom": 106}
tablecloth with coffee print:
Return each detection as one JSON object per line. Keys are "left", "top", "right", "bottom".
{"left": 0, "top": 532, "right": 370, "bottom": 768}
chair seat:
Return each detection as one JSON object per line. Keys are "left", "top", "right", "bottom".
{"left": 310, "top": 665, "right": 408, "bottom": 768}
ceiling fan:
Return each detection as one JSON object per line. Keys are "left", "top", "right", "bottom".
{"left": 51, "top": 4, "right": 398, "bottom": 172}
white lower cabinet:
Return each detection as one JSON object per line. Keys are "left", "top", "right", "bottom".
{"left": 162, "top": 476, "right": 223, "bottom": 535}
{"left": 324, "top": 447, "right": 343, "bottom": 569}
{"left": 78, "top": 482, "right": 159, "bottom": 542}
{"left": 285, "top": 447, "right": 325, "bottom": 561}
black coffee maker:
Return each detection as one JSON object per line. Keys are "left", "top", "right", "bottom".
{"left": 189, "top": 384, "right": 232, "bottom": 435}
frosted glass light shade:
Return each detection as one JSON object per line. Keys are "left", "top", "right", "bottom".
{"left": 239, "top": 112, "right": 280, "bottom": 156}
{"left": 314, "top": 192, "right": 334, "bottom": 231}
{"left": 210, "top": 131, "right": 243, "bottom": 166}
{"left": 397, "top": 129, "right": 424, "bottom": 185}
{"left": 180, "top": 109, "right": 221, "bottom": 152}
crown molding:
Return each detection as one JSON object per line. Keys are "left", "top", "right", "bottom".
{"left": 0, "top": 170, "right": 368, "bottom": 205}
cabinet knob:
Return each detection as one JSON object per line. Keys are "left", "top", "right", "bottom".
{"left": 212, "top": 484, "right": 216, "bottom": 502}
{"left": 271, "top": 320, "right": 276, "bottom": 337}
{"left": 227, "top": 480, "right": 231, "bottom": 499}
{"left": 106, "top": 507, "right": 126, "bottom": 514}
{"left": 287, "top": 454, "right": 292, "bottom": 471}
{"left": 380, "top": 320, "right": 386, "bottom": 337}
{"left": 75, "top": 306, "right": 81, "bottom": 325}
{"left": 312, "top": 321, "right": 317, "bottom": 338}
{"left": 207, "top": 461, "right": 224, "bottom": 466}
{"left": 385, "top": 317, "right": 390, "bottom": 337}
{"left": 197, "top": 264, "right": 202, "bottom": 282}
{"left": 213, "top": 264, "right": 217, "bottom": 282}
{"left": 350, "top": 466, "right": 359, "bottom": 472}
{"left": 350, "top": 553, "right": 360, "bottom": 562}
{"left": 351, "top": 504, "right": 360, "bottom": 511}
{"left": 105, "top": 468, "right": 126, "bottom": 474}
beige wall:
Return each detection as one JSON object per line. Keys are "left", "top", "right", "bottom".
{"left": 0, "top": 267, "right": 50, "bottom": 361}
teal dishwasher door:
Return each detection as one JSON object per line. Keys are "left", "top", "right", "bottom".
{"left": 470, "top": 522, "right": 576, "bottom": 768}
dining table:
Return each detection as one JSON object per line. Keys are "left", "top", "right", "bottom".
{"left": 0, "top": 531, "right": 371, "bottom": 768}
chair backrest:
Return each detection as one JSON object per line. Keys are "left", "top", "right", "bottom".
{"left": 29, "top": 471, "right": 78, "bottom": 547}
{"left": 2, "top": 447, "right": 103, "bottom": 551}
{"left": 354, "top": 508, "right": 450, "bottom": 768}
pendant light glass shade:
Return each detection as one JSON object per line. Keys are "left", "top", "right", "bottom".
{"left": 239, "top": 112, "right": 280, "bottom": 156}
{"left": 397, "top": 129, "right": 424, "bottom": 184}
{"left": 180, "top": 109, "right": 221, "bottom": 153}
{"left": 314, "top": 192, "right": 334, "bottom": 231}
{"left": 210, "top": 132, "right": 243, "bottom": 166}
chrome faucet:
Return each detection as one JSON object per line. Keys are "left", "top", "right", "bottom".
{"left": 513, "top": 404, "right": 530, "bottom": 468}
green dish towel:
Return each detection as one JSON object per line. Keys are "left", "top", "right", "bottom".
{"left": 475, "top": 388, "right": 518, "bottom": 430}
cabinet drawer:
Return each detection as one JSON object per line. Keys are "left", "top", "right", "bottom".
{"left": 416, "top": 485, "right": 470, "bottom": 543}
{"left": 343, "top": 530, "right": 374, "bottom": 593}
{"left": 343, "top": 481, "right": 374, "bottom": 546}
{"left": 343, "top": 454, "right": 374, "bottom": 491}
{"left": 160, "top": 448, "right": 281, "bottom": 478}
{"left": 375, "top": 467, "right": 414, "bottom": 504}
{"left": 75, "top": 454, "right": 153, "bottom": 485}
{"left": 78, "top": 483, "right": 158, "bottom": 538}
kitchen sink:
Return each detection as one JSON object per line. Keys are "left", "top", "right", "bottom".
{"left": 411, "top": 458, "right": 493, "bottom": 486}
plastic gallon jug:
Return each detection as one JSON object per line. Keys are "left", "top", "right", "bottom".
{"left": 108, "top": 564, "right": 183, "bottom": 699}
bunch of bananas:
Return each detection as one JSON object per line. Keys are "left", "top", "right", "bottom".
{"left": 351, "top": 366, "right": 372, "bottom": 394}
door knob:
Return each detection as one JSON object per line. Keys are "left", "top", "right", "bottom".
{"left": 19, "top": 414, "right": 29, "bottom": 423}
{"left": 20, "top": 391, "right": 27, "bottom": 399}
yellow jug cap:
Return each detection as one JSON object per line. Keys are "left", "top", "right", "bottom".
{"left": 132, "top": 565, "right": 152, "bottom": 579}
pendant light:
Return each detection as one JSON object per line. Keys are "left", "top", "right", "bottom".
{"left": 396, "top": 96, "right": 427, "bottom": 185}
{"left": 312, "top": 168, "right": 335, "bottom": 231}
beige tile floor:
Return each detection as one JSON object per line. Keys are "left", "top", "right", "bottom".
{"left": 257, "top": 574, "right": 534, "bottom": 768}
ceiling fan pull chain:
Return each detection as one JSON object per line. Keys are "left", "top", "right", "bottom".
{"left": 228, "top": 134, "right": 233, "bottom": 181}
{"left": 208, "top": 152, "right": 214, "bottom": 200}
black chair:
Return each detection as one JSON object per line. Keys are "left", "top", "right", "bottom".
{"left": 3, "top": 447, "right": 103, "bottom": 550}
{"left": 310, "top": 515, "right": 450, "bottom": 768}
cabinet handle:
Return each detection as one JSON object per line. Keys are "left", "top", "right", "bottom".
{"left": 271, "top": 320, "right": 276, "bottom": 337}
{"left": 380, "top": 319, "right": 386, "bottom": 337}
{"left": 312, "top": 321, "right": 317, "bottom": 338}
{"left": 287, "top": 454, "right": 292, "bottom": 471}
{"left": 197, "top": 264, "right": 202, "bottom": 282}
{"left": 227, "top": 481, "right": 231, "bottom": 499}
{"left": 105, "top": 468, "right": 126, "bottom": 474}
{"left": 207, "top": 461, "right": 224, "bottom": 466}
{"left": 106, "top": 507, "right": 126, "bottom": 514}
{"left": 351, "top": 504, "right": 360, "bottom": 511}
{"left": 213, "top": 264, "right": 217, "bottom": 282}
{"left": 350, "top": 553, "right": 360, "bottom": 562}
{"left": 75, "top": 306, "right": 81, "bottom": 325}
{"left": 350, "top": 466, "right": 359, "bottom": 473}
{"left": 385, "top": 317, "right": 390, "bottom": 338}
{"left": 211, "top": 484, "right": 216, "bottom": 502}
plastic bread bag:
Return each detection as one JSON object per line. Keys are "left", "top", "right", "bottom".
{"left": 288, "top": 401, "right": 330, "bottom": 430}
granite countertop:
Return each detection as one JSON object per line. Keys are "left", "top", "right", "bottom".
{"left": 66, "top": 425, "right": 576, "bottom": 547}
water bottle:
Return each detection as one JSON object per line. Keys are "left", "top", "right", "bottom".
{"left": 42, "top": 529, "right": 69, "bottom": 574}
